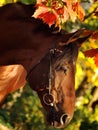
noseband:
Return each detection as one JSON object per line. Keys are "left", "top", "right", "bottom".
{"left": 26, "top": 48, "right": 63, "bottom": 106}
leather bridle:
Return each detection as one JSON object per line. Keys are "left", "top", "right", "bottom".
{"left": 26, "top": 48, "right": 63, "bottom": 106}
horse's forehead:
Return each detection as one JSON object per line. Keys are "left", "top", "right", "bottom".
{"left": 54, "top": 59, "right": 76, "bottom": 84}
{"left": 54, "top": 57, "right": 74, "bottom": 69}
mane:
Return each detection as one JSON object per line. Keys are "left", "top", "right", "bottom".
{"left": 0, "top": 65, "right": 27, "bottom": 103}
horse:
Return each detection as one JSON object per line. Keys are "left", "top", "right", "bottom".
{"left": 0, "top": 2, "right": 91, "bottom": 128}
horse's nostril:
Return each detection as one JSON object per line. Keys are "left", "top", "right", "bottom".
{"left": 47, "top": 113, "right": 71, "bottom": 128}
{"left": 60, "top": 114, "right": 68, "bottom": 125}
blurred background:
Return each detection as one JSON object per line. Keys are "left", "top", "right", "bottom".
{"left": 0, "top": 0, "right": 98, "bottom": 130}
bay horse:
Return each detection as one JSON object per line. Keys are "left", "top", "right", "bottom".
{"left": 0, "top": 2, "right": 90, "bottom": 128}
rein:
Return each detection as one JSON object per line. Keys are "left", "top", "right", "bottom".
{"left": 26, "top": 48, "right": 63, "bottom": 106}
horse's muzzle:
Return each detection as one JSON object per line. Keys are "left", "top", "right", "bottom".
{"left": 46, "top": 107, "right": 71, "bottom": 128}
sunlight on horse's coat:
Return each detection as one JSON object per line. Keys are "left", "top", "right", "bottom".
{"left": 0, "top": 65, "right": 26, "bottom": 102}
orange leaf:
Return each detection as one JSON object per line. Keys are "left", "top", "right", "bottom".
{"left": 95, "top": 54, "right": 98, "bottom": 67}
{"left": 72, "top": 2, "right": 79, "bottom": 12}
{"left": 72, "top": 2, "right": 85, "bottom": 21}
{"left": 63, "top": 6, "right": 69, "bottom": 22}
{"left": 64, "top": 0, "right": 77, "bottom": 22}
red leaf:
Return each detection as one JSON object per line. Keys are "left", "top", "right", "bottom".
{"left": 84, "top": 49, "right": 98, "bottom": 58}
{"left": 33, "top": 5, "right": 59, "bottom": 26}
{"left": 38, "top": 11, "right": 57, "bottom": 26}
{"left": 82, "top": 30, "right": 93, "bottom": 37}
{"left": 84, "top": 49, "right": 98, "bottom": 67}
{"left": 57, "top": 7, "right": 64, "bottom": 15}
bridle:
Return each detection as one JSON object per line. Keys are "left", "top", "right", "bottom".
{"left": 26, "top": 48, "right": 63, "bottom": 107}
{"left": 43, "top": 49, "right": 56, "bottom": 106}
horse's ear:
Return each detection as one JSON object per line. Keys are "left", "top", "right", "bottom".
{"left": 74, "top": 34, "right": 91, "bottom": 48}
{"left": 59, "top": 29, "right": 92, "bottom": 47}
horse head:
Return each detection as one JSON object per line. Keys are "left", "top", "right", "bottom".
{"left": 0, "top": 2, "right": 91, "bottom": 128}
{"left": 27, "top": 38, "right": 82, "bottom": 128}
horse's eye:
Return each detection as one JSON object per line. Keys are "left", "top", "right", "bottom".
{"left": 59, "top": 66, "right": 67, "bottom": 74}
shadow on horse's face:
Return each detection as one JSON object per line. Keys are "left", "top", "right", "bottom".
{"left": 27, "top": 43, "right": 78, "bottom": 128}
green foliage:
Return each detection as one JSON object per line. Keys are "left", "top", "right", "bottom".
{"left": 82, "top": 1, "right": 98, "bottom": 30}
{"left": 0, "top": 82, "right": 98, "bottom": 130}
{"left": 0, "top": 85, "right": 47, "bottom": 130}
{"left": 18, "top": 0, "right": 36, "bottom": 4}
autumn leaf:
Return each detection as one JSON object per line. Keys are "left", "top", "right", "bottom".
{"left": 95, "top": 54, "right": 98, "bottom": 67}
{"left": 33, "top": 0, "right": 85, "bottom": 28}
{"left": 84, "top": 48, "right": 98, "bottom": 67}
{"left": 66, "top": 0, "right": 77, "bottom": 22}
{"left": 72, "top": 2, "right": 85, "bottom": 21}
{"left": 37, "top": 11, "right": 57, "bottom": 26}
{"left": 84, "top": 49, "right": 98, "bottom": 57}
{"left": 57, "top": 7, "right": 64, "bottom": 15}
{"left": 62, "top": 6, "right": 69, "bottom": 23}
{"left": 82, "top": 30, "right": 93, "bottom": 37}
{"left": 33, "top": 5, "right": 59, "bottom": 26}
